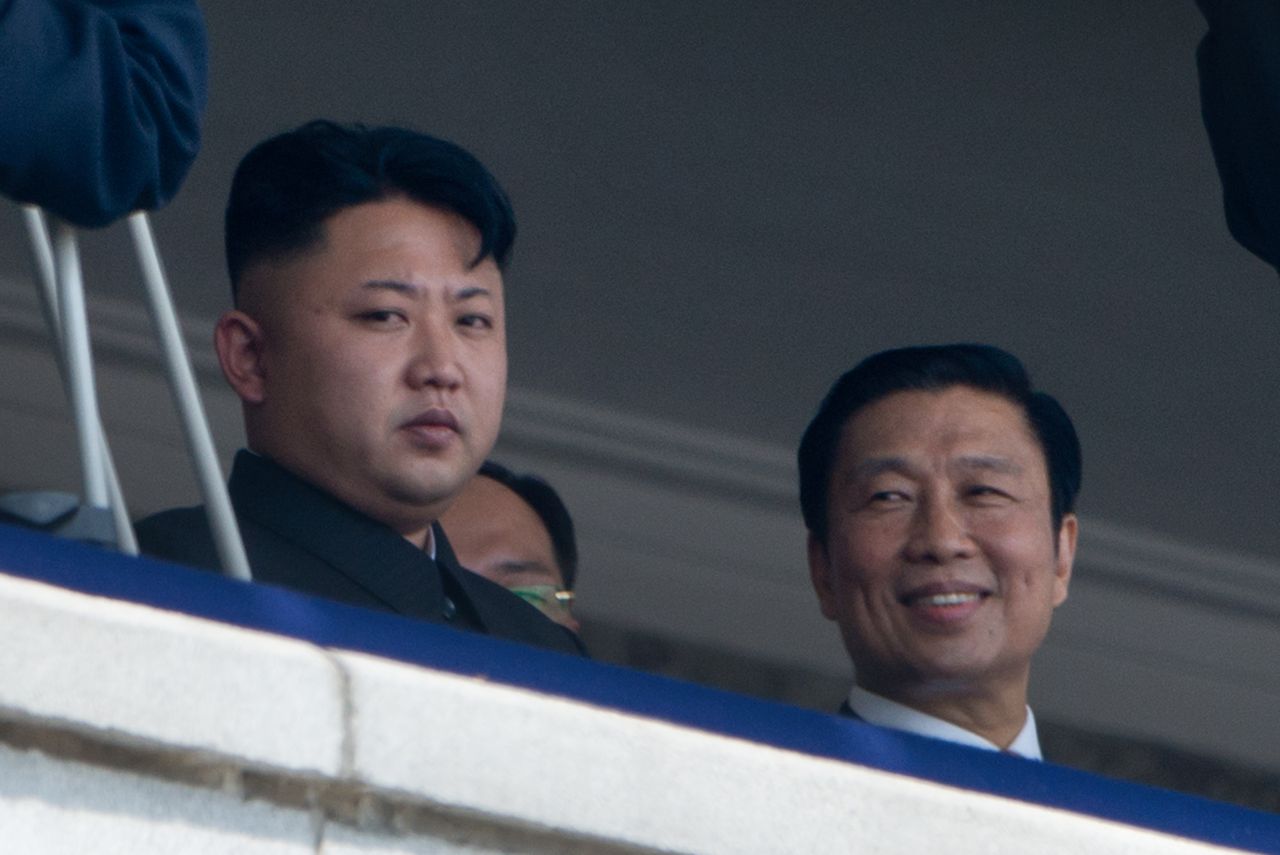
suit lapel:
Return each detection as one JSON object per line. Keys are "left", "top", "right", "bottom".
{"left": 230, "top": 453, "right": 448, "bottom": 622}
{"left": 434, "top": 525, "right": 524, "bottom": 634}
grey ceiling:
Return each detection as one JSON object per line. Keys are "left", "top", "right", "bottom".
{"left": 3, "top": 0, "right": 1278, "bottom": 560}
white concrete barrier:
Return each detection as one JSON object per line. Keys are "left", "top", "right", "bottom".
{"left": 0, "top": 562, "right": 1270, "bottom": 855}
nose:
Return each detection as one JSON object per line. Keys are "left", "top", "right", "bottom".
{"left": 902, "top": 496, "right": 975, "bottom": 564}
{"left": 406, "top": 316, "right": 462, "bottom": 390}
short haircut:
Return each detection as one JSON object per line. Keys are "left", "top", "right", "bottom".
{"left": 478, "top": 460, "right": 579, "bottom": 589}
{"left": 224, "top": 119, "right": 516, "bottom": 299}
{"left": 798, "top": 343, "right": 1082, "bottom": 544}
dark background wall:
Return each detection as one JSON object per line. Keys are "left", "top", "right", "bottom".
{"left": 7, "top": 0, "right": 1276, "bottom": 555}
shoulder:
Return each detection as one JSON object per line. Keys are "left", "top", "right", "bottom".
{"left": 135, "top": 505, "right": 219, "bottom": 570}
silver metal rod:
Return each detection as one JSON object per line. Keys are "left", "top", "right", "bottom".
{"left": 21, "top": 206, "right": 59, "bottom": 327}
{"left": 127, "top": 213, "right": 251, "bottom": 580}
{"left": 22, "top": 208, "right": 138, "bottom": 554}
{"left": 102, "top": 444, "right": 138, "bottom": 554}
{"left": 52, "top": 221, "right": 109, "bottom": 509}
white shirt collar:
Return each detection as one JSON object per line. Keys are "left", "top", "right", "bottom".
{"left": 846, "top": 685, "right": 1042, "bottom": 759}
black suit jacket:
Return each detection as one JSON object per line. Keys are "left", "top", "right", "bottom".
{"left": 136, "top": 451, "right": 584, "bottom": 656}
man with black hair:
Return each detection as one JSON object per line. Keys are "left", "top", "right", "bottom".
{"left": 137, "top": 121, "right": 582, "bottom": 656}
{"left": 442, "top": 461, "right": 581, "bottom": 633}
{"left": 799, "top": 344, "right": 1080, "bottom": 757}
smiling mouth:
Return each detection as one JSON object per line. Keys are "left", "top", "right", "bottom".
{"left": 912, "top": 591, "right": 984, "bottom": 607}
{"left": 897, "top": 584, "right": 993, "bottom": 620}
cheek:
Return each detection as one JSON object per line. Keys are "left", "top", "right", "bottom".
{"left": 848, "top": 516, "right": 904, "bottom": 563}
{"left": 833, "top": 526, "right": 900, "bottom": 594}
{"left": 469, "top": 351, "right": 507, "bottom": 415}
{"left": 478, "top": 343, "right": 507, "bottom": 383}
{"left": 984, "top": 526, "right": 1060, "bottom": 599}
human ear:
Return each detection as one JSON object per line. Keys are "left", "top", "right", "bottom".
{"left": 1052, "top": 513, "right": 1078, "bottom": 607}
{"left": 807, "top": 532, "right": 839, "bottom": 621}
{"left": 214, "top": 310, "right": 267, "bottom": 404}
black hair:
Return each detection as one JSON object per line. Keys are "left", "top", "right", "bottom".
{"left": 478, "top": 460, "right": 579, "bottom": 590}
{"left": 798, "top": 343, "right": 1081, "bottom": 544}
{"left": 225, "top": 119, "right": 515, "bottom": 298}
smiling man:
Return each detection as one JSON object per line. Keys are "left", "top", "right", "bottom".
{"left": 798, "top": 344, "right": 1081, "bottom": 756}
{"left": 136, "top": 121, "right": 583, "bottom": 655}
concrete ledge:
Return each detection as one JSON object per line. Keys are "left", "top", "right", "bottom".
{"left": 336, "top": 650, "right": 1247, "bottom": 855}
{"left": 0, "top": 572, "right": 345, "bottom": 777}
{"left": 0, "top": 741, "right": 315, "bottom": 855}
{"left": 0, "top": 551, "right": 1274, "bottom": 854}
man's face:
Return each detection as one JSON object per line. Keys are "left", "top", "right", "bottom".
{"left": 227, "top": 197, "right": 506, "bottom": 543}
{"left": 441, "top": 476, "right": 579, "bottom": 632}
{"left": 808, "top": 386, "right": 1075, "bottom": 701}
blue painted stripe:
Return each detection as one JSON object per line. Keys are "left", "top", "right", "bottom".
{"left": 1, "top": 522, "right": 1276, "bottom": 853}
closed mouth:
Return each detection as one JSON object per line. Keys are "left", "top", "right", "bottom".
{"left": 402, "top": 408, "right": 459, "bottom": 433}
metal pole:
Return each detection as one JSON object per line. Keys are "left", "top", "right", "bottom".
{"left": 127, "top": 213, "right": 251, "bottom": 580}
{"left": 51, "top": 221, "right": 109, "bottom": 509}
{"left": 22, "top": 208, "right": 138, "bottom": 553}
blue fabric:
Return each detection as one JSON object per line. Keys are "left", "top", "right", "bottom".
{"left": 0, "top": 0, "right": 207, "bottom": 227}
{"left": 1, "top": 522, "right": 1277, "bottom": 853}
{"left": 1197, "top": 0, "right": 1280, "bottom": 271}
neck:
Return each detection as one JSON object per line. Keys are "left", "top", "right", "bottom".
{"left": 859, "top": 675, "right": 1029, "bottom": 750}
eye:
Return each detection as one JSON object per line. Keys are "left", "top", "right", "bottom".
{"left": 357, "top": 308, "right": 408, "bottom": 326}
{"left": 965, "top": 484, "right": 1012, "bottom": 503}
{"left": 457, "top": 313, "right": 494, "bottom": 331}
{"left": 868, "top": 489, "right": 910, "bottom": 506}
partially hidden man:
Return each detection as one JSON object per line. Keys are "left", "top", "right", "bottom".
{"left": 442, "top": 460, "right": 582, "bottom": 634}
{"left": 799, "top": 344, "right": 1080, "bottom": 757}
{"left": 137, "top": 120, "right": 583, "bottom": 655}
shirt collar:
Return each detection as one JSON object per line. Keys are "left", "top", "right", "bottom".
{"left": 846, "top": 685, "right": 1042, "bottom": 759}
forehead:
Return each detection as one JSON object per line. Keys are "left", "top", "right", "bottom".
{"left": 319, "top": 196, "right": 484, "bottom": 260}
{"left": 447, "top": 477, "right": 549, "bottom": 544}
{"left": 836, "top": 386, "right": 1046, "bottom": 477}
{"left": 241, "top": 197, "right": 500, "bottom": 312}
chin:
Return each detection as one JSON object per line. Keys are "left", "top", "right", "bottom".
{"left": 381, "top": 481, "right": 453, "bottom": 508}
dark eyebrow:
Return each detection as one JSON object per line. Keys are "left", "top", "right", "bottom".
{"left": 844, "top": 455, "right": 1023, "bottom": 484}
{"left": 361, "top": 279, "right": 419, "bottom": 296}
{"left": 833, "top": 458, "right": 913, "bottom": 502}
{"left": 952, "top": 455, "right": 1023, "bottom": 476}
{"left": 451, "top": 285, "right": 493, "bottom": 302}
{"left": 357, "top": 280, "right": 493, "bottom": 302}
{"left": 847, "top": 456, "right": 915, "bottom": 482}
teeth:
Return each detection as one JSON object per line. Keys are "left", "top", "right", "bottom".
{"left": 921, "top": 592, "right": 979, "bottom": 607}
